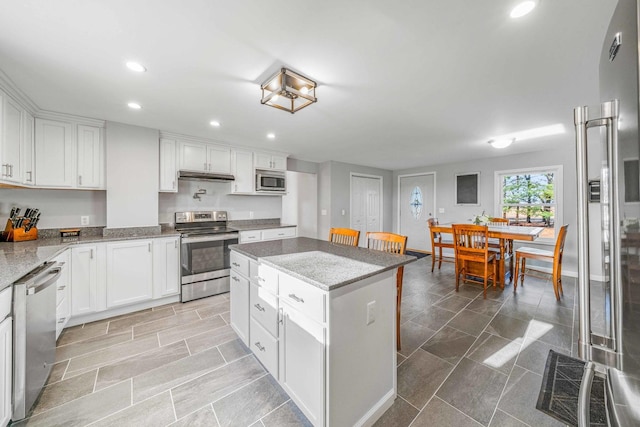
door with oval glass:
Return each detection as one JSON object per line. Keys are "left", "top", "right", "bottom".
{"left": 398, "top": 173, "right": 435, "bottom": 252}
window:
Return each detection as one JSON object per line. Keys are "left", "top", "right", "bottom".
{"left": 495, "top": 165, "right": 563, "bottom": 242}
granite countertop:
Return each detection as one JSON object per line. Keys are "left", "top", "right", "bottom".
{"left": 0, "top": 229, "right": 180, "bottom": 292}
{"left": 228, "top": 223, "right": 297, "bottom": 232}
{"left": 230, "top": 237, "right": 416, "bottom": 291}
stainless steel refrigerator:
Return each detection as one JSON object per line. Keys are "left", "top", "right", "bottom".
{"left": 574, "top": 0, "right": 640, "bottom": 425}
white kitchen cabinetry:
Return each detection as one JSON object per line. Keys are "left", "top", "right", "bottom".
{"left": 21, "top": 112, "right": 34, "bottom": 186}
{"left": 76, "top": 125, "right": 102, "bottom": 188}
{"left": 0, "top": 286, "right": 12, "bottom": 427}
{"left": 254, "top": 152, "right": 287, "bottom": 171}
{"left": 1, "top": 95, "right": 23, "bottom": 184}
{"left": 239, "top": 227, "right": 297, "bottom": 243}
{"left": 70, "top": 245, "right": 100, "bottom": 316}
{"left": 106, "top": 240, "right": 153, "bottom": 308}
{"left": 159, "top": 138, "right": 177, "bottom": 192}
{"left": 230, "top": 251, "right": 255, "bottom": 346}
{"left": 53, "top": 250, "right": 71, "bottom": 339}
{"left": 230, "top": 149, "right": 254, "bottom": 194}
{"left": 34, "top": 118, "right": 74, "bottom": 187}
{"left": 152, "top": 237, "right": 180, "bottom": 298}
{"left": 178, "top": 140, "right": 231, "bottom": 174}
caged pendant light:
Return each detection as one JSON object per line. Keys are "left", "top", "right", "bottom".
{"left": 261, "top": 67, "right": 317, "bottom": 114}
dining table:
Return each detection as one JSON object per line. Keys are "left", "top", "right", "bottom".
{"left": 430, "top": 224, "right": 545, "bottom": 288}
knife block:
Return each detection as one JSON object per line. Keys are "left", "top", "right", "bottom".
{"left": 1, "top": 219, "right": 38, "bottom": 242}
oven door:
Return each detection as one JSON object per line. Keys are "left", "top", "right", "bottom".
{"left": 180, "top": 233, "right": 239, "bottom": 284}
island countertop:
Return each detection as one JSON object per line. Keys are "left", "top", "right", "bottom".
{"left": 230, "top": 237, "right": 416, "bottom": 291}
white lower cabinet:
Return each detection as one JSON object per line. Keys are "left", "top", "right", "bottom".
{"left": 71, "top": 245, "right": 99, "bottom": 316}
{"left": 106, "top": 240, "right": 153, "bottom": 308}
{"left": 152, "top": 237, "right": 180, "bottom": 298}
{"left": 0, "top": 316, "right": 11, "bottom": 427}
{"left": 53, "top": 250, "right": 71, "bottom": 339}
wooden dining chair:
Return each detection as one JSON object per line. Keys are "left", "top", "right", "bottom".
{"left": 452, "top": 224, "right": 497, "bottom": 299}
{"left": 487, "top": 217, "right": 512, "bottom": 254}
{"left": 329, "top": 227, "right": 360, "bottom": 247}
{"left": 514, "top": 224, "right": 569, "bottom": 300}
{"left": 427, "top": 218, "right": 455, "bottom": 272}
{"left": 366, "top": 232, "right": 408, "bottom": 351}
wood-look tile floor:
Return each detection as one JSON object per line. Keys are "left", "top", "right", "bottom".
{"left": 13, "top": 258, "right": 577, "bottom": 426}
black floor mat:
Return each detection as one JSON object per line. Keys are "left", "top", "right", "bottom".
{"left": 536, "top": 350, "right": 607, "bottom": 426}
{"left": 405, "top": 250, "right": 429, "bottom": 259}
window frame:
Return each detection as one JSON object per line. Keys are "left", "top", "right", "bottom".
{"left": 494, "top": 165, "right": 563, "bottom": 245}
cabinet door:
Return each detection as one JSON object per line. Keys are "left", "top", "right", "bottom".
{"left": 21, "top": 111, "right": 34, "bottom": 185}
{"left": 159, "top": 138, "right": 177, "bottom": 192}
{"left": 71, "top": 245, "right": 98, "bottom": 316}
{"left": 231, "top": 150, "right": 254, "bottom": 193}
{"left": 279, "top": 302, "right": 325, "bottom": 427}
{"left": 271, "top": 155, "right": 287, "bottom": 171}
{"left": 76, "top": 125, "right": 102, "bottom": 188}
{"left": 207, "top": 145, "right": 231, "bottom": 173}
{"left": 254, "top": 152, "right": 272, "bottom": 169}
{"left": 35, "top": 118, "right": 74, "bottom": 187}
{"left": 0, "top": 317, "right": 11, "bottom": 427}
{"left": 2, "top": 96, "right": 22, "bottom": 183}
{"left": 230, "top": 269, "right": 249, "bottom": 346}
{"left": 106, "top": 240, "right": 153, "bottom": 308}
{"left": 178, "top": 140, "right": 208, "bottom": 172}
{"left": 153, "top": 237, "right": 180, "bottom": 298}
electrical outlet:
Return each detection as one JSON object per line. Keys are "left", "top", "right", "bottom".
{"left": 249, "top": 211, "right": 254, "bottom": 219}
{"left": 341, "top": 209, "right": 346, "bottom": 216}
{"left": 366, "top": 301, "right": 376, "bottom": 325}
{"left": 321, "top": 209, "right": 327, "bottom": 216}
{"left": 439, "top": 208, "right": 445, "bottom": 214}
{"left": 80, "top": 216, "right": 89, "bottom": 225}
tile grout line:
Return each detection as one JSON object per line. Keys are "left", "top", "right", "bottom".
{"left": 169, "top": 389, "right": 178, "bottom": 423}
{"left": 211, "top": 402, "right": 223, "bottom": 427}
{"left": 397, "top": 394, "right": 421, "bottom": 412}
{"left": 92, "top": 368, "right": 99, "bottom": 393}
{"left": 257, "top": 398, "right": 291, "bottom": 424}
{"left": 438, "top": 396, "right": 485, "bottom": 426}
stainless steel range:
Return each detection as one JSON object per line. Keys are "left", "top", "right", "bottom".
{"left": 175, "top": 211, "right": 239, "bottom": 302}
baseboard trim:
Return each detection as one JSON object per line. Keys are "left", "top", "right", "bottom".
{"left": 355, "top": 388, "right": 396, "bottom": 427}
{"left": 525, "top": 266, "right": 606, "bottom": 282}
{"left": 66, "top": 295, "right": 181, "bottom": 327}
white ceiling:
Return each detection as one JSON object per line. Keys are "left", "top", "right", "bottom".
{"left": 0, "top": 0, "right": 617, "bottom": 170}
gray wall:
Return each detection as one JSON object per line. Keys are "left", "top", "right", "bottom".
{"left": 106, "top": 122, "right": 159, "bottom": 228}
{"left": 287, "top": 158, "right": 319, "bottom": 174}
{"left": 392, "top": 137, "right": 581, "bottom": 276}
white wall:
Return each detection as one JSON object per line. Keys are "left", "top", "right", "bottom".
{"left": 158, "top": 179, "right": 282, "bottom": 223}
{"left": 282, "top": 171, "right": 318, "bottom": 238}
{"left": 0, "top": 188, "right": 106, "bottom": 229}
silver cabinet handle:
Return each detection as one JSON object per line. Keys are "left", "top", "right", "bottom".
{"left": 148, "top": 243, "right": 152, "bottom": 252}
{"left": 204, "top": 162, "right": 207, "bottom": 171}
{"left": 232, "top": 262, "right": 240, "bottom": 267}
{"left": 278, "top": 233, "right": 285, "bottom": 236}
{"left": 254, "top": 342, "right": 265, "bottom": 352}
{"left": 79, "top": 175, "right": 82, "bottom": 185}
{"left": 257, "top": 276, "right": 265, "bottom": 283}
{"left": 279, "top": 307, "right": 283, "bottom": 324}
{"left": 9, "top": 164, "right": 13, "bottom": 177}
{"left": 254, "top": 303, "right": 265, "bottom": 312}
{"left": 232, "top": 276, "right": 240, "bottom": 282}
{"left": 248, "top": 236, "right": 257, "bottom": 240}
{"left": 57, "top": 285, "right": 66, "bottom": 291}
{"left": 288, "top": 294, "right": 304, "bottom": 303}
{"left": 90, "top": 249, "right": 94, "bottom": 259}
{"left": 58, "top": 317, "right": 66, "bottom": 324}
{"left": 174, "top": 240, "right": 178, "bottom": 249}
{"left": 27, "top": 171, "right": 32, "bottom": 182}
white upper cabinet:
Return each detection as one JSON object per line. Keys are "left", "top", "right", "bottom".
{"left": 21, "top": 111, "right": 34, "bottom": 186}
{"left": 34, "top": 118, "right": 104, "bottom": 189}
{"left": 177, "top": 140, "right": 231, "bottom": 174}
{"left": 34, "top": 118, "right": 74, "bottom": 187}
{"left": 230, "top": 149, "right": 254, "bottom": 194}
{"left": 1, "top": 94, "right": 23, "bottom": 183}
{"left": 159, "top": 138, "right": 177, "bottom": 192}
{"left": 76, "top": 125, "right": 102, "bottom": 188}
{"left": 254, "top": 152, "right": 286, "bottom": 171}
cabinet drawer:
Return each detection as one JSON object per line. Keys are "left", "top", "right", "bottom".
{"left": 240, "top": 230, "right": 261, "bottom": 243}
{"left": 279, "top": 274, "right": 326, "bottom": 324}
{"left": 230, "top": 251, "right": 249, "bottom": 277}
{"left": 256, "top": 264, "right": 278, "bottom": 295}
{"left": 250, "top": 317, "right": 278, "bottom": 377}
{"left": 56, "top": 281, "right": 69, "bottom": 306}
{"left": 250, "top": 283, "right": 278, "bottom": 337}
{"left": 0, "top": 287, "right": 11, "bottom": 320}
{"left": 262, "top": 227, "right": 296, "bottom": 240}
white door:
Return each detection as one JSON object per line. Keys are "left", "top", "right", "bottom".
{"left": 282, "top": 171, "right": 318, "bottom": 238}
{"left": 350, "top": 175, "right": 382, "bottom": 247}
{"left": 399, "top": 173, "right": 435, "bottom": 252}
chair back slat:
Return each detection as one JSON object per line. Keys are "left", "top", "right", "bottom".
{"left": 452, "top": 224, "right": 490, "bottom": 261}
{"left": 366, "top": 232, "right": 407, "bottom": 255}
{"left": 488, "top": 217, "right": 509, "bottom": 227}
{"left": 329, "top": 227, "right": 360, "bottom": 247}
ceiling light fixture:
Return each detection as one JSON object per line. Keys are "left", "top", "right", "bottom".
{"left": 488, "top": 123, "right": 565, "bottom": 148}
{"left": 261, "top": 67, "right": 317, "bottom": 114}
{"left": 125, "top": 61, "right": 147, "bottom": 72}
{"left": 127, "top": 102, "right": 142, "bottom": 110}
{"left": 510, "top": 1, "right": 537, "bottom": 18}
{"left": 210, "top": 120, "right": 221, "bottom": 127}
{"left": 266, "top": 133, "right": 276, "bottom": 139}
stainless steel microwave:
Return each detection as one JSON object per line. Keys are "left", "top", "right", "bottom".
{"left": 256, "top": 170, "right": 286, "bottom": 192}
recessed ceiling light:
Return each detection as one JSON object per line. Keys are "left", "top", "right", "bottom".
{"left": 127, "top": 102, "right": 142, "bottom": 110}
{"left": 267, "top": 133, "right": 276, "bottom": 139}
{"left": 488, "top": 138, "right": 515, "bottom": 149}
{"left": 488, "top": 123, "right": 565, "bottom": 148}
{"left": 510, "top": 1, "right": 537, "bottom": 18}
{"left": 125, "top": 61, "right": 147, "bottom": 72}
{"left": 210, "top": 121, "right": 221, "bottom": 127}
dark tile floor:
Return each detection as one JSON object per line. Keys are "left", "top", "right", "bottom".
{"left": 14, "top": 257, "right": 576, "bottom": 426}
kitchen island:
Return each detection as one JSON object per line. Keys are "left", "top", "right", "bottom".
{"left": 230, "top": 237, "right": 415, "bottom": 427}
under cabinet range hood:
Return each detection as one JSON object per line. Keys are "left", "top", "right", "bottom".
{"left": 178, "top": 170, "right": 235, "bottom": 182}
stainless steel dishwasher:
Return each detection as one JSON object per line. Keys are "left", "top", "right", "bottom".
{"left": 12, "top": 261, "right": 62, "bottom": 420}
